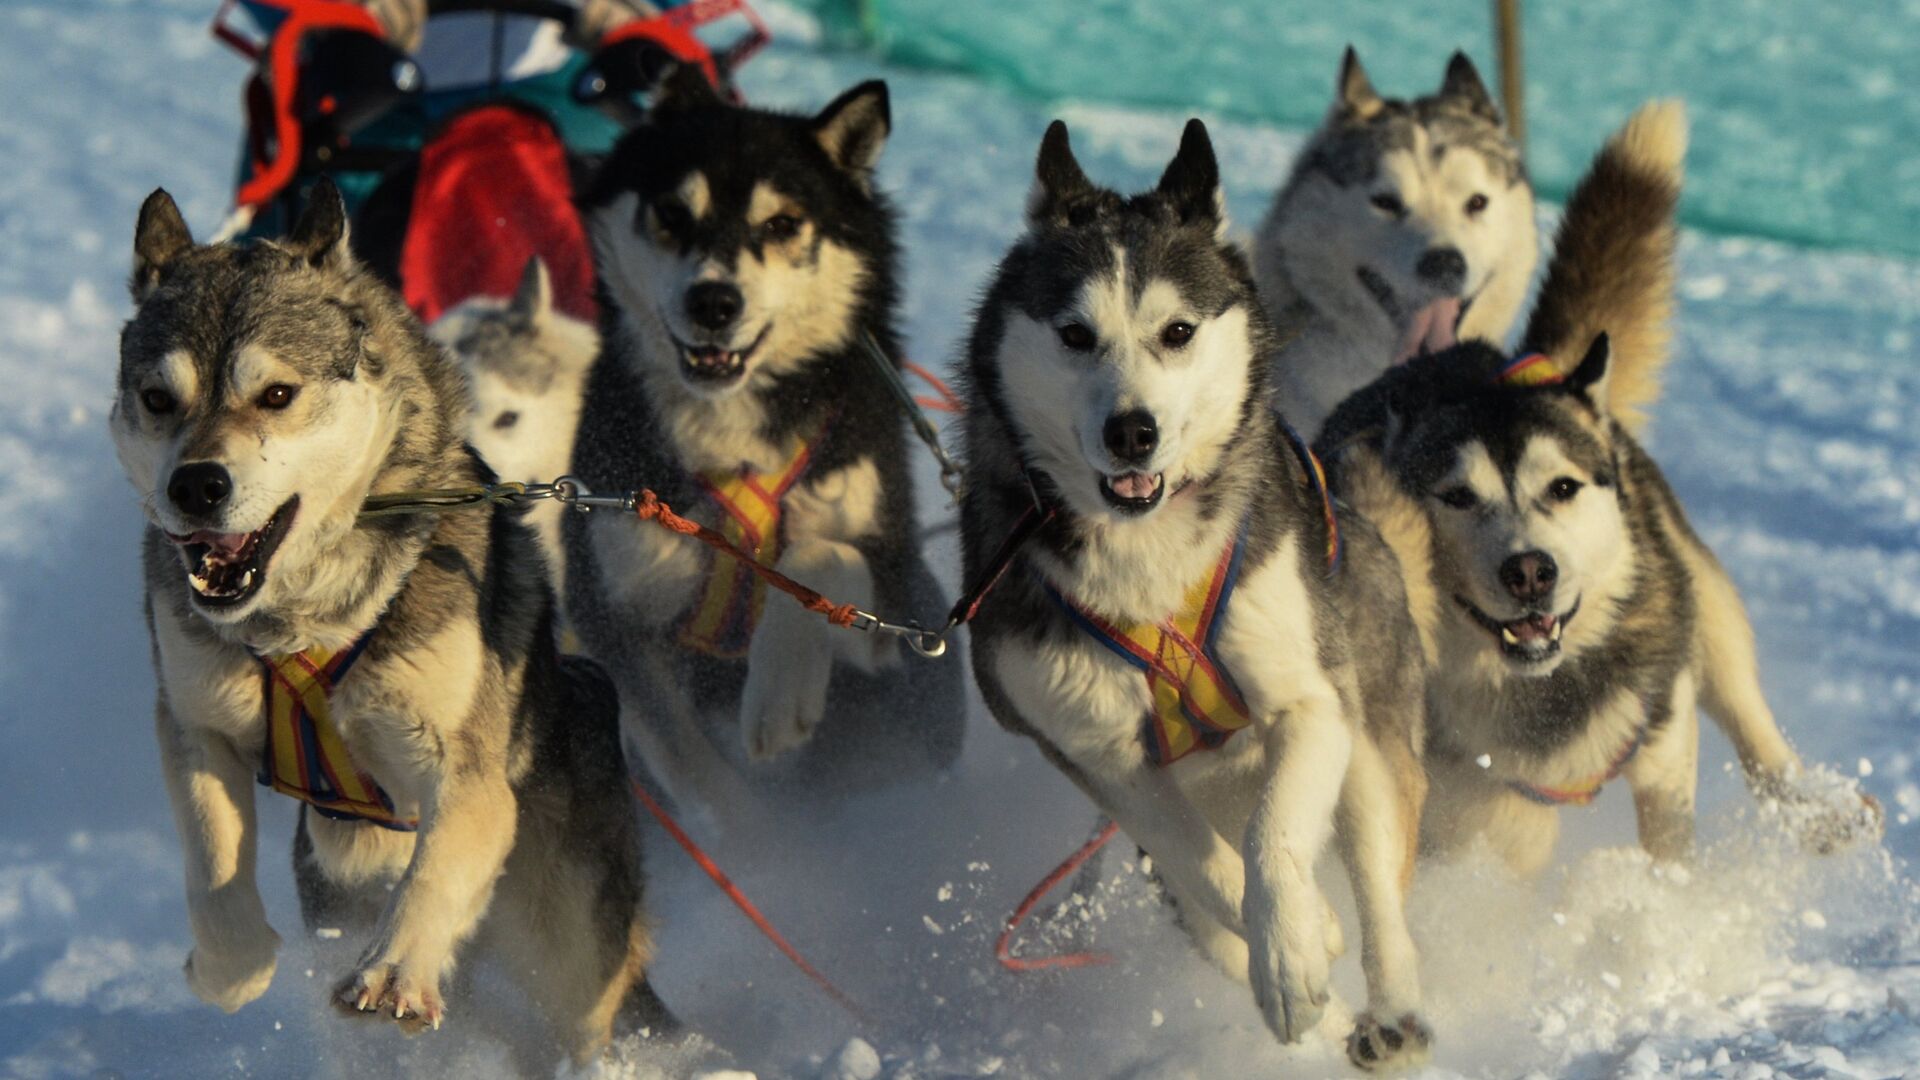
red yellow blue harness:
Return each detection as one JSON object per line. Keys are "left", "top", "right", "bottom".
{"left": 680, "top": 430, "right": 821, "bottom": 658}
{"left": 1047, "top": 425, "right": 1343, "bottom": 765}
{"left": 1496, "top": 352, "right": 1564, "bottom": 387}
{"left": 253, "top": 634, "right": 416, "bottom": 831}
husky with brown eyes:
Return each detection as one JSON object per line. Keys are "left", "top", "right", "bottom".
{"left": 1321, "top": 102, "right": 1881, "bottom": 879}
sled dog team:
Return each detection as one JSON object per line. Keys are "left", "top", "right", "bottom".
{"left": 112, "top": 47, "right": 1879, "bottom": 1072}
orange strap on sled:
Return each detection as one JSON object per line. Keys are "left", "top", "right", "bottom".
{"left": 679, "top": 430, "right": 820, "bottom": 657}
{"left": 256, "top": 634, "right": 416, "bottom": 830}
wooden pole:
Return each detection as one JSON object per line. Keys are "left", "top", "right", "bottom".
{"left": 1493, "top": 0, "right": 1526, "bottom": 157}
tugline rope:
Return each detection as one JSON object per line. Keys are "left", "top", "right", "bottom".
{"left": 995, "top": 819, "right": 1120, "bottom": 971}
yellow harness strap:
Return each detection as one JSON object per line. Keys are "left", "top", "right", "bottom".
{"left": 255, "top": 636, "right": 416, "bottom": 831}
{"left": 680, "top": 431, "right": 819, "bottom": 658}
{"left": 1051, "top": 539, "right": 1253, "bottom": 765}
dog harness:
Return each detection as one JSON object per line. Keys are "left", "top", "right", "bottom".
{"left": 255, "top": 635, "right": 417, "bottom": 831}
{"left": 1496, "top": 352, "right": 1564, "bottom": 387}
{"left": 1050, "top": 537, "right": 1253, "bottom": 766}
{"left": 681, "top": 429, "right": 821, "bottom": 658}
{"left": 1507, "top": 723, "right": 1650, "bottom": 806}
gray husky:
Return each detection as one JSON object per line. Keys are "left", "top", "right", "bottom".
{"left": 567, "top": 70, "right": 964, "bottom": 825}
{"left": 1255, "top": 48, "right": 1538, "bottom": 437}
{"left": 1320, "top": 102, "right": 1882, "bottom": 876}
{"left": 960, "top": 119, "right": 1432, "bottom": 1069}
{"left": 110, "top": 182, "right": 665, "bottom": 1067}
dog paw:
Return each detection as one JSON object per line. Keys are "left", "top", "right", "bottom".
{"left": 1245, "top": 896, "right": 1331, "bottom": 1043}
{"left": 740, "top": 620, "right": 832, "bottom": 762}
{"left": 183, "top": 929, "right": 280, "bottom": 1013}
{"left": 1346, "top": 1011, "right": 1433, "bottom": 1071}
{"left": 1758, "top": 772, "right": 1886, "bottom": 855}
{"left": 334, "top": 961, "right": 444, "bottom": 1033}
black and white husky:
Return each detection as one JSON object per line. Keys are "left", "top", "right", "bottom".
{"left": 110, "top": 183, "right": 664, "bottom": 1068}
{"left": 567, "top": 70, "right": 964, "bottom": 822}
{"left": 960, "top": 120, "right": 1433, "bottom": 1069}
{"left": 1254, "top": 48, "right": 1539, "bottom": 437}
{"left": 1320, "top": 102, "right": 1882, "bottom": 876}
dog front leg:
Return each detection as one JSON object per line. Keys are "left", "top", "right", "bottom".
{"left": 156, "top": 703, "right": 281, "bottom": 1012}
{"left": 1242, "top": 694, "right": 1351, "bottom": 1044}
{"left": 1626, "top": 673, "right": 1700, "bottom": 863}
{"left": 1079, "top": 763, "right": 1248, "bottom": 936}
{"left": 337, "top": 768, "right": 516, "bottom": 1030}
{"left": 739, "top": 537, "right": 872, "bottom": 762}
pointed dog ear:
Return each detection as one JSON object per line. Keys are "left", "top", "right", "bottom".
{"left": 650, "top": 62, "right": 720, "bottom": 116}
{"left": 131, "top": 188, "right": 193, "bottom": 303}
{"left": 1156, "top": 119, "right": 1227, "bottom": 241}
{"left": 1337, "top": 46, "right": 1384, "bottom": 120}
{"left": 1565, "top": 333, "right": 1614, "bottom": 406}
{"left": 1440, "top": 51, "right": 1502, "bottom": 124}
{"left": 1027, "top": 120, "right": 1101, "bottom": 228}
{"left": 509, "top": 256, "right": 553, "bottom": 328}
{"left": 813, "top": 80, "right": 891, "bottom": 184}
{"left": 286, "top": 177, "right": 352, "bottom": 271}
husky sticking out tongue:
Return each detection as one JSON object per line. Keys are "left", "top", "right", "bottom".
{"left": 1393, "top": 296, "right": 1462, "bottom": 364}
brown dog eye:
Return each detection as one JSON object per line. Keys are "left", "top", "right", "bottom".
{"left": 1160, "top": 321, "right": 1195, "bottom": 348}
{"left": 1057, "top": 322, "right": 1096, "bottom": 351}
{"left": 1465, "top": 193, "right": 1489, "bottom": 216}
{"left": 1548, "top": 477, "right": 1583, "bottom": 502}
{"left": 1436, "top": 486, "right": 1476, "bottom": 509}
{"left": 141, "top": 388, "right": 177, "bottom": 414}
{"left": 1370, "top": 192, "right": 1406, "bottom": 217}
{"left": 493, "top": 410, "right": 520, "bottom": 430}
{"left": 760, "top": 214, "right": 801, "bottom": 242}
{"left": 259, "top": 384, "right": 297, "bottom": 410}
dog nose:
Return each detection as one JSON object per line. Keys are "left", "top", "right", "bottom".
{"left": 1102, "top": 410, "right": 1159, "bottom": 465}
{"left": 168, "top": 462, "right": 233, "bottom": 517}
{"left": 1416, "top": 246, "right": 1467, "bottom": 292}
{"left": 1499, "top": 550, "right": 1558, "bottom": 603}
{"left": 685, "top": 281, "right": 743, "bottom": 332}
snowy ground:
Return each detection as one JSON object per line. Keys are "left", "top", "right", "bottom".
{"left": 3, "top": 3, "right": 1919, "bottom": 1078}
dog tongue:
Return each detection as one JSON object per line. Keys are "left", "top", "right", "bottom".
{"left": 1393, "top": 296, "right": 1462, "bottom": 364}
{"left": 1508, "top": 613, "right": 1556, "bottom": 642}
{"left": 183, "top": 530, "right": 251, "bottom": 556}
{"left": 1108, "top": 472, "right": 1160, "bottom": 500}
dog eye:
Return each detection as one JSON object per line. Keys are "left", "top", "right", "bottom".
{"left": 760, "top": 214, "right": 802, "bottom": 242}
{"left": 258, "top": 384, "right": 297, "bottom": 410}
{"left": 141, "top": 388, "right": 177, "bottom": 415}
{"left": 1370, "top": 192, "right": 1406, "bottom": 217}
{"left": 1160, "top": 321, "right": 1195, "bottom": 348}
{"left": 1436, "top": 486, "right": 1477, "bottom": 509}
{"left": 651, "top": 203, "right": 691, "bottom": 238}
{"left": 493, "top": 410, "right": 520, "bottom": 430}
{"left": 1547, "top": 476, "right": 1583, "bottom": 502}
{"left": 1056, "top": 322, "right": 1096, "bottom": 352}
{"left": 1465, "top": 193, "right": 1489, "bottom": 216}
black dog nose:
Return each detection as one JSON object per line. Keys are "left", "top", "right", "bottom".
{"left": 1416, "top": 246, "right": 1467, "bottom": 292}
{"left": 1102, "top": 410, "right": 1159, "bottom": 465}
{"left": 685, "top": 281, "right": 743, "bottom": 331}
{"left": 1499, "top": 550, "right": 1558, "bottom": 603}
{"left": 168, "top": 462, "right": 233, "bottom": 517}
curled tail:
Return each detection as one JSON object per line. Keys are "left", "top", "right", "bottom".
{"left": 1523, "top": 100, "right": 1686, "bottom": 432}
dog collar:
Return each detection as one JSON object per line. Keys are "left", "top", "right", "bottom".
{"left": 1506, "top": 722, "right": 1649, "bottom": 807}
{"left": 1496, "top": 352, "right": 1564, "bottom": 386}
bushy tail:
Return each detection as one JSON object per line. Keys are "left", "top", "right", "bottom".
{"left": 1523, "top": 100, "right": 1686, "bottom": 432}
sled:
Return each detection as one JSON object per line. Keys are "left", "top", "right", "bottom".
{"left": 210, "top": 0, "right": 768, "bottom": 322}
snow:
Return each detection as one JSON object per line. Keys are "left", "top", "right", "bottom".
{"left": 3, "top": 2, "right": 1920, "bottom": 1078}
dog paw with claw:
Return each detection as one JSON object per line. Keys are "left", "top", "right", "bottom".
{"left": 334, "top": 962, "right": 444, "bottom": 1033}
{"left": 740, "top": 616, "right": 832, "bottom": 762}
{"left": 1347, "top": 1011, "right": 1433, "bottom": 1071}
{"left": 183, "top": 927, "right": 280, "bottom": 1013}
{"left": 1756, "top": 770, "right": 1886, "bottom": 855}
{"left": 1244, "top": 880, "right": 1331, "bottom": 1043}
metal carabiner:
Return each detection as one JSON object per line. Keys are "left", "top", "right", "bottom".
{"left": 552, "top": 475, "right": 639, "bottom": 513}
{"left": 847, "top": 610, "right": 950, "bottom": 659}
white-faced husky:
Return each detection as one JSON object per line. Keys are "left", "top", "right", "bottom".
{"left": 110, "top": 182, "right": 667, "bottom": 1067}
{"left": 1320, "top": 102, "right": 1882, "bottom": 877}
{"left": 429, "top": 256, "right": 597, "bottom": 595}
{"left": 1254, "top": 48, "right": 1539, "bottom": 437}
{"left": 960, "top": 120, "right": 1433, "bottom": 1069}
{"left": 566, "top": 69, "right": 965, "bottom": 823}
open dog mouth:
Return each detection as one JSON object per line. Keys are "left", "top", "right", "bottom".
{"left": 1457, "top": 594, "right": 1580, "bottom": 663}
{"left": 1356, "top": 265, "right": 1484, "bottom": 364}
{"left": 167, "top": 497, "right": 298, "bottom": 608}
{"left": 1099, "top": 471, "right": 1165, "bottom": 514}
{"left": 673, "top": 325, "right": 769, "bottom": 387}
